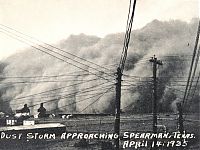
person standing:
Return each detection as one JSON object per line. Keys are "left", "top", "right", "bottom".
{"left": 38, "top": 103, "right": 46, "bottom": 118}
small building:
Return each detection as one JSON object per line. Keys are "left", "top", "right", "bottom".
{"left": 6, "top": 117, "right": 17, "bottom": 126}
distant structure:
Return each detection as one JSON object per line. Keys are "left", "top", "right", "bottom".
{"left": 21, "top": 104, "right": 30, "bottom": 114}
{"left": 38, "top": 103, "right": 46, "bottom": 118}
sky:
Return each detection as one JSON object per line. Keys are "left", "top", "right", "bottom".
{"left": 0, "top": 0, "right": 199, "bottom": 60}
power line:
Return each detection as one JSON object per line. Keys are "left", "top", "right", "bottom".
{"left": 0, "top": 79, "right": 109, "bottom": 85}
{"left": 0, "top": 65, "right": 117, "bottom": 79}
{"left": 12, "top": 83, "right": 114, "bottom": 108}
{"left": 115, "top": 1, "right": 137, "bottom": 148}
{"left": 119, "top": 0, "right": 137, "bottom": 73}
{"left": 164, "top": 86, "right": 185, "bottom": 93}
{"left": 78, "top": 86, "right": 114, "bottom": 113}
{"left": 158, "top": 76, "right": 200, "bottom": 79}
{"left": 157, "top": 80, "right": 199, "bottom": 83}
{"left": 162, "top": 59, "right": 197, "bottom": 62}
{"left": 0, "top": 28, "right": 115, "bottom": 78}
{"left": 190, "top": 72, "right": 200, "bottom": 100}
{"left": 0, "top": 75, "right": 113, "bottom": 84}
{"left": 183, "top": 72, "right": 200, "bottom": 121}
{"left": 185, "top": 46, "right": 200, "bottom": 101}
{"left": 34, "top": 89, "right": 113, "bottom": 103}
{"left": 167, "top": 84, "right": 197, "bottom": 87}
{"left": 11, "top": 83, "right": 114, "bottom": 105}
{"left": 182, "top": 20, "right": 200, "bottom": 105}
{"left": 51, "top": 90, "right": 114, "bottom": 112}
{"left": 3, "top": 78, "right": 108, "bottom": 102}
{"left": 0, "top": 29, "right": 115, "bottom": 83}
{"left": 123, "top": 74, "right": 151, "bottom": 79}
{"left": 12, "top": 86, "right": 114, "bottom": 107}
{"left": 161, "top": 55, "right": 193, "bottom": 57}
{"left": 0, "top": 24, "right": 114, "bottom": 74}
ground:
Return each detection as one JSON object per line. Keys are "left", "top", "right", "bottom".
{"left": 1, "top": 113, "right": 199, "bottom": 150}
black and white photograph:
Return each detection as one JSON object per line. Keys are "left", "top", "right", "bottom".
{"left": 0, "top": 0, "right": 199, "bottom": 149}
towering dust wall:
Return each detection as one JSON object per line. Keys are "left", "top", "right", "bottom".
{"left": 0, "top": 19, "right": 199, "bottom": 114}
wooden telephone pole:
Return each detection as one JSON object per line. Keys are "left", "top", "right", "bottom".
{"left": 114, "top": 67, "right": 122, "bottom": 150}
{"left": 149, "top": 55, "right": 162, "bottom": 149}
{"left": 114, "top": 0, "right": 137, "bottom": 149}
{"left": 176, "top": 103, "right": 184, "bottom": 134}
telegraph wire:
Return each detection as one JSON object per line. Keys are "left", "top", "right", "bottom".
{"left": 158, "top": 76, "right": 199, "bottom": 79}
{"left": 39, "top": 86, "right": 114, "bottom": 98}
{"left": 0, "top": 77, "right": 112, "bottom": 88}
{"left": 0, "top": 24, "right": 114, "bottom": 74}
{"left": 190, "top": 72, "right": 200, "bottom": 100}
{"left": 157, "top": 80, "right": 199, "bottom": 83}
{"left": 51, "top": 90, "right": 114, "bottom": 112}
{"left": 78, "top": 86, "right": 114, "bottom": 113}
{"left": 0, "top": 79, "right": 110, "bottom": 85}
{"left": 119, "top": 0, "right": 137, "bottom": 72}
{"left": 123, "top": 74, "right": 151, "bottom": 79}
{"left": 0, "top": 81, "right": 88, "bottom": 96}
{"left": 0, "top": 74, "right": 92, "bottom": 79}
{"left": 11, "top": 83, "right": 114, "bottom": 104}
{"left": 184, "top": 72, "right": 200, "bottom": 121}
{"left": 0, "top": 27, "right": 115, "bottom": 78}
{"left": 164, "top": 86, "right": 186, "bottom": 94}
{"left": 12, "top": 86, "right": 114, "bottom": 107}
{"left": 0, "top": 29, "right": 115, "bottom": 83}
{"left": 167, "top": 84, "right": 197, "bottom": 87}
{"left": 13, "top": 83, "right": 114, "bottom": 108}
{"left": 0, "top": 64, "right": 118, "bottom": 79}
{"left": 182, "top": 20, "right": 200, "bottom": 105}
{"left": 3, "top": 78, "right": 110, "bottom": 102}
{"left": 185, "top": 46, "right": 200, "bottom": 101}
{"left": 13, "top": 84, "right": 114, "bottom": 104}
{"left": 0, "top": 74, "right": 113, "bottom": 84}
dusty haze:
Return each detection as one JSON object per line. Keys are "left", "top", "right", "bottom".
{"left": 0, "top": 19, "right": 199, "bottom": 114}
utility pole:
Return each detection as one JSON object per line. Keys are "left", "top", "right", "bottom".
{"left": 149, "top": 55, "right": 162, "bottom": 149}
{"left": 114, "top": 67, "right": 122, "bottom": 150}
{"left": 176, "top": 103, "right": 184, "bottom": 134}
